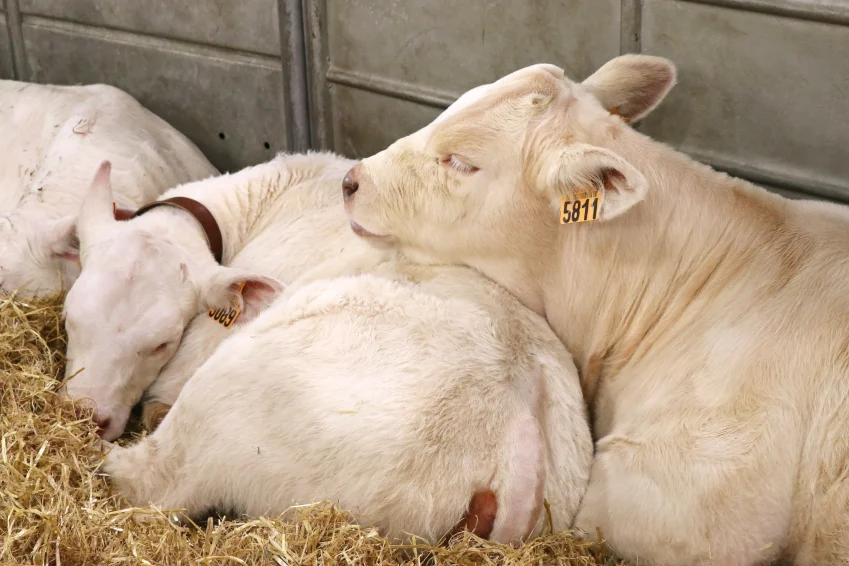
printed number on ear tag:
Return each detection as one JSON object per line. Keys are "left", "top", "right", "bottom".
{"left": 208, "top": 282, "right": 246, "bottom": 329}
{"left": 560, "top": 190, "right": 601, "bottom": 224}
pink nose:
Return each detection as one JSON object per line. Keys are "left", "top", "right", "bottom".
{"left": 94, "top": 415, "right": 112, "bottom": 437}
{"left": 342, "top": 168, "right": 359, "bottom": 201}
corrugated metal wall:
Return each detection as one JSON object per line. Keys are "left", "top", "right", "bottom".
{"left": 2, "top": 0, "right": 847, "bottom": 203}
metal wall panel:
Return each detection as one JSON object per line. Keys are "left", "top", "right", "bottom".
{"left": 0, "top": 14, "right": 13, "bottom": 80}
{"left": 331, "top": 85, "right": 443, "bottom": 158}
{"left": 641, "top": 0, "right": 849, "bottom": 202}
{"left": 3, "top": 0, "right": 308, "bottom": 173}
{"left": 22, "top": 18, "right": 285, "bottom": 173}
{"left": 19, "top": 0, "right": 281, "bottom": 56}
{"left": 305, "top": 0, "right": 621, "bottom": 155}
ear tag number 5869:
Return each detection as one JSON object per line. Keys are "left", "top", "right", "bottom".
{"left": 560, "top": 190, "right": 601, "bottom": 224}
{"left": 208, "top": 282, "right": 246, "bottom": 329}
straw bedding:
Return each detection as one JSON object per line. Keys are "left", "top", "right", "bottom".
{"left": 0, "top": 293, "right": 624, "bottom": 565}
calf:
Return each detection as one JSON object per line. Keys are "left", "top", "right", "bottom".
{"left": 343, "top": 55, "right": 849, "bottom": 565}
{"left": 0, "top": 80, "right": 217, "bottom": 296}
{"left": 102, "top": 257, "right": 593, "bottom": 544}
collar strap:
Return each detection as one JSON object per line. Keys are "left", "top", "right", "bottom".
{"left": 127, "top": 197, "right": 224, "bottom": 264}
{"left": 112, "top": 203, "right": 136, "bottom": 221}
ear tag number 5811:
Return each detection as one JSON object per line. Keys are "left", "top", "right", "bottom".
{"left": 560, "top": 190, "right": 601, "bottom": 224}
{"left": 208, "top": 281, "right": 246, "bottom": 329}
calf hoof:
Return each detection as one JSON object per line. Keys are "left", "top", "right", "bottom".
{"left": 141, "top": 402, "right": 172, "bottom": 431}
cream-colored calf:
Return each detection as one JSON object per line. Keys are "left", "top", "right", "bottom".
{"left": 343, "top": 55, "right": 849, "bottom": 565}
{"left": 103, "top": 257, "right": 593, "bottom": 544}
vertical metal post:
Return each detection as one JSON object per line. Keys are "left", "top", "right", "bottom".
{"left": 620, "top": 0, "right": 642, "bottom": 55}
{"left": 6, "top": 0, "right": 29, "bottom": 80}
{"left": 301, "top": 0, "right": 331, "bottom": 151}
{"left": 278, "top": 0, "right": 311, "bottom": 151}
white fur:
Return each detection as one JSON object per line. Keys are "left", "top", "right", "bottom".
{"left": 102, "top": 258, "right": 593, "bottom": 544}
{"left": 347, "top": 55, "right": 849, "bottom": 565}
{"left": 0, "top": 80, "right": 217, "bottom": 296}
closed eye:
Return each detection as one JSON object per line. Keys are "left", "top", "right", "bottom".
{"left": 441, "top": 155, "right": 479, "bottom": 174}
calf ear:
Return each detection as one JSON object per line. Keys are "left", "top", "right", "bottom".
{"left": 543, "top": 143, "right": 647, "bottom": 221}
{"left": 47, "top": 215, "right": 81, "bottom": 266}
{"left": 77, "top": 161, "right": 117, "bottom": 245}
{"left": 200, "top": 267, "right": 285, "bottom": 325}
{"left": 581, "top": 54, "right": 677, "bottom": 123}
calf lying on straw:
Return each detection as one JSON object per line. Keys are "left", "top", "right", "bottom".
{"left": 101, "top": 257, "right": 593, "bottom": 544}
{"left": 0, "top": 293, "right": 612, "bottom": 564}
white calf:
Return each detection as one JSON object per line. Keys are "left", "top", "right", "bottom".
{"left": 103, "top": 258, "right": 593, "bottom": 544}
{"left": 0, "top": 80, "right": 217, "bottom": 296}
{"left": 344, "top": 55, "right": 849, "bottom": 565}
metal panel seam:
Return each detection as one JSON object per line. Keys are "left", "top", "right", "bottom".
{"left": 677, "top": 0, "right": 849, "bottom": 26}
{"left": 6, "top": 0, "right": 28, "bottom": 79}
{"left": 325, "top": 65, "right": 458, "bottom": 109}
{"left": 302, "top": 0, "right": 331, "bottom": 149}
{"left": 688, "top": 148, "right": 849, "bottom": 204}
{"left": 620, "top": 0, "right": 642, "bottom": 54}
{"left": 23, "top": 16, "right": 283, "bottom": 69}
{"left": 278, "top": 0, "right": 310, "bottom": 151}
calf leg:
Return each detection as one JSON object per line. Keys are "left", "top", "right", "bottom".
{"left": 445, "top": 414, "right": 547, "bottom": 545}
{"left": 574, "top": 432, "right": 792, "bottom": 566}
{"left": 103, "top": 408, "right": 211, "bottom": 519}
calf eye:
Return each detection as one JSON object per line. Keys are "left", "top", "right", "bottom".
{"left": 151, "top": 342, "right": 169, "bottom": 355}
{"left": 441, "top": 155, "right": 479, "bottom": 174}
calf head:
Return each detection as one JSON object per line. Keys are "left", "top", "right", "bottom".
{"left": 343, "top": 55, "right": 676, "bottom": 279}
{"left": 0, "top": 210, "right": 79, "bottom": 296}
{"left": 61, "top": 162, "right": 282, "bottom": 440}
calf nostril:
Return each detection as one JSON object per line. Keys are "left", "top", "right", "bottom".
{"left": 94, "top": 415, "right": 111, "bottom": 435}
{"left": 342, "top": 171, "right": 359, "bottom": 201}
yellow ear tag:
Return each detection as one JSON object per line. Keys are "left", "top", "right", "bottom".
{"left": 610, "top": 106, "right": 632, "bottom": 124}
{"left": 207, "top": 281, "right": 246, "bottom": 329}
{"left": 560, "top": 190, "right": 601, "bottom": 224}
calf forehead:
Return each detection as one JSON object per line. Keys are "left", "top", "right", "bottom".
{"left": 392, "top": 65, "right": 566, "bottom": 153}
{"left": 73, "top": 243, "right": 180, "bottom": 310}
{"left": 67, "top": 266, "right": 182, "bottom": 341}
{"left": 430, "top": 66, "right": 566, "bottom": 141}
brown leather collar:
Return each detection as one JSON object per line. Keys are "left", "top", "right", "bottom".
{"left": 113, "top": 204, "right": 136, "bottom": 221}
{"left": 112, "top": 197, "right": 224, "bottom": 264}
